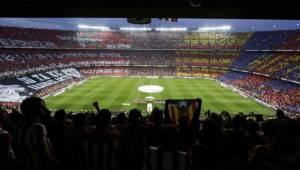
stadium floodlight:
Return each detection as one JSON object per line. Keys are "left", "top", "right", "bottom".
{"left": 197, "top": 26, "right": 231, "bottom": 31}
{"left": 155, "top": 27, "right": 188, "bottom": 31}
{"left": 78, "top": 24, "right": 110, "bottom": 31}
{"left": 120, "top": 27, "right": 152, "bottom": 31}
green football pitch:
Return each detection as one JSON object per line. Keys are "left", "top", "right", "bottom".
{"left": 45, "top": 77, "right": 275, "bottom": 116}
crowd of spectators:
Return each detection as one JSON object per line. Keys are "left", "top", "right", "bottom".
{"left": 178, "top": 32, "right": 252, "bottom": 50}
{"left": 176, "top": 67, "right": 227, "bottom": 78}
{"left": 0, "top": 77, "right": 81, "bottom": 112}
{"left": 0, "top": 102, "right": 20, "bottom": 110}
{"left": 175, "top": 51, "right": 239, "bottom": 68}
{"left": 129, "top": 67, "right": 175, "bottom": 76}
{"left": 79, "top": 66, "right": 231, "bottom": 78}
{"left": 80, "top": 66, "right": 129, "bottom": 77}
{"left": 281, "top": 31, "right": 300, "bottom": 49}
{"left": 80, "top": 66, "right": 177, "bottom": 77}
{"left": 1, "top": 49, "right": 243, "bottom": 78}
{"left": 127, "top": 51, "right": 175, "bottom": 66}
{"left": 219, "top": 71, "right": 300, "bottom": 114}
{"left": 230, "top": 51, "right": 300, "bottom": 82}
{"left": 5, "top": 26, "right": 300, "bottom": 50}
{"left": 1, "top": 25, "right": 300, "bottom": 81}
{"left": 0, "top": 26, "right": 80, "bottom": 48}
{"left": 0, "top": 49, "right": 130, "bottom": 78}
{"left": 260, "top": 80, "right": 300, "bottom": 113}
{"left": 0, "top": 38, "right": 56, "bottom": 48}
{"left": 1, "top": 97, "right": 300, "bottom": 170}
{"left": 1, "top": 48, "right": 299, "bottom": 82}
{"left": 241, "top": 30, "right": 295, "bottom": 50}
{"left": 36, "top": 78, "right": 82, "bottom": 98}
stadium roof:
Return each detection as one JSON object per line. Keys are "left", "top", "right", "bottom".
{"left": 0, "top": 18, "right": 300, "bottom": 32}
{"left": 1, "top": 0, "right": 300, "bottom": 19}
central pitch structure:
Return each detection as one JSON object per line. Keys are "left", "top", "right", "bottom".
{"left": 138, "top": 85, "right": 164, "bottom": 113}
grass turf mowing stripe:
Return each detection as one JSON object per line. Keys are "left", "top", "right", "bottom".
{"left": 107, "top": 78, "right": 135, "bottom": 109}
{"left": 56, "top": 78, "right": 112, "bottom": 111}
{"left": 73, "top": 78, "right": 115, "bottom": 110}
{"left": 160, "top": 78, "right": 174, "bottom": 100}
{"left": 120, "top": 78, "right": 144, "bottom": 111}
{"left": 199, "top": 84, "right": 231, "bottom": 113}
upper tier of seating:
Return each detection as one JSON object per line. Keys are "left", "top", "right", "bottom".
{"left": 1, "top": 26, "right": 300, "bottom": 50}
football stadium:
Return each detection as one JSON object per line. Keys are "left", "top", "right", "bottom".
{"left": 0, "top": 16, "right": 300, "bottom": 170}
{"left": 0, "top": 18, "right": 299, "bottom": 116}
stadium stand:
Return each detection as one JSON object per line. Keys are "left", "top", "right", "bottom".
{"left": 231, "top": 51, "right": 300, "bottom": 81}
{"left": 0, "top": 26, "right": 300, "bottom": 115}
{"left": 0, "top": 26, "right": 259, "bottom": 50}
{"left": 241, "top": 30, "right": 295, "bottom": 50}
{"left": 218, "top": 71, "right": 300, "bottom": 115}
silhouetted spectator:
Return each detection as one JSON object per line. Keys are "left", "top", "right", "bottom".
{"left": 84, "top": 109, "right": 117, "bottom": 170}
{"left": 47, "top": 109, "right": 67, "bottom": 169}
{"left": 248, "top": 118, "right": 300, "bottom": 170}
{"left": 178, "top": 115, "right": 193, "bottom": 151}
{"left": 13, "top": 97, "right": 57, "bottom": 170}
{"left": 146, "top": 108, "right": 165, "bottom": 147}
{"left": 117, "top": 108, "right": 145, "bottom": 170}
{"left": 146, "top": 126, "right": 189, "bottom": 170}
{"left": 65, "top": 113, "right": 89, "bottom": 170}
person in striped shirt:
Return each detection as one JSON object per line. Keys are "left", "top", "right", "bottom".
{"left": 117, "top": 108, "right": 146, "bottom": 170}
{"left": 146, "top": 126, "right": 190, "bottom": 170}
{"left": 13, "top": 97, "right": 57, "bottom": 170}
{"left": 65, "top": 113, "right": 89, "bottom": 170}
{"left": 83, "top": 108, "right": 118, "bottom": 170}
{"left": 0, "top": 112, "right": 17, "bottom": 170}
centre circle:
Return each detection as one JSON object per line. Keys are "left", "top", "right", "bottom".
{"left": 137, "top": 85, "right": 164, "bottom": 93}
